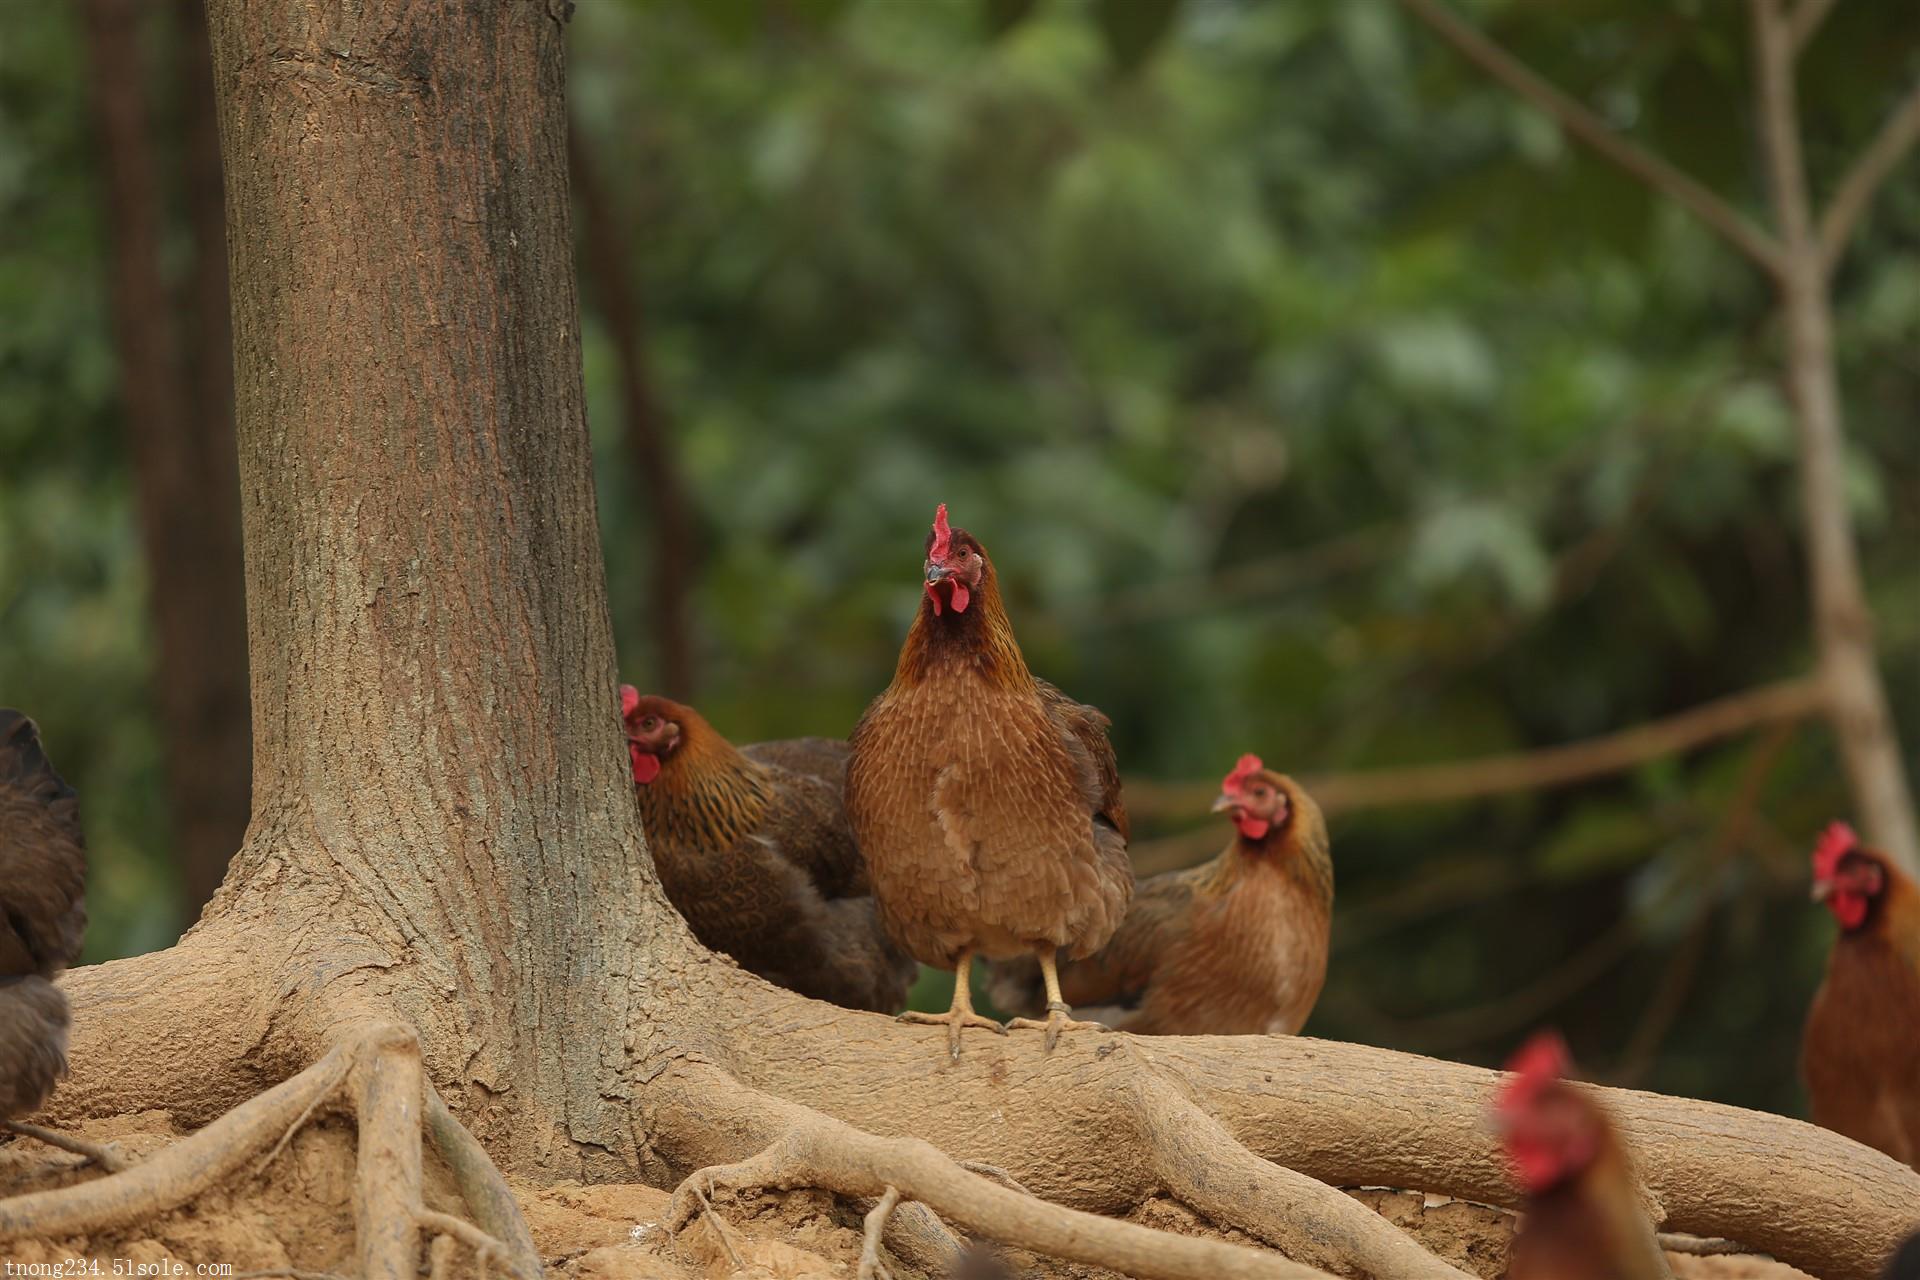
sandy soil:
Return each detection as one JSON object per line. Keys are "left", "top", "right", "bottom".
{"left": 0, "top": 1118, "right": 1814, "bottom": 1280}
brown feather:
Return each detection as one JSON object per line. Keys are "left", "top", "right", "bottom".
{"left": 631, "top": 699, "right": 915, "bottom": 1013}
{"left": 0, "top": 710, "right": 86, "bottom": 1120}
{"left": 991, "top": 771, "right": 1331, "bottom": 1035}
{"left": 1801, "top": 850, "right": 1920, "bottom": 1170}
{"left": 846, "top": 527, "right": 1133, "bottom": 970}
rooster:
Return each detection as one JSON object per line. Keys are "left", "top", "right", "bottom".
{"left": 622, "top": 688, "right": 916, "bottom": 1013}
{"left": 846, "top": 504, "right": 1133, "bottom": 1058}
{"left": 1, "top": 711, "right": 87, "bottom": 1129}
{"left": 1496, "top": 1031, "right": 1672, "bottom": 1280}
{"left": 1801, "top": 821, "right": 1920, "bottom": 1169}
{"left": 991, "top": 754, "right": 1331, "bottom": 1035}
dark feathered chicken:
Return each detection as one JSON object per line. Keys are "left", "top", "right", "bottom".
{"left": 990, "top": 755, "right": 1332, "bottom": 1035}
{"left": 0, "top": 711, "right": 87, "bottom": 1123}
{"left": 623, "top": 688, "right": 917, "bottom": 1013}
{"left": 846, "top": 504, "right": 1133, "bottom": 1057}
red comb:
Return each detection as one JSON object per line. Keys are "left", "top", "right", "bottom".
{"left": 1498, "top": 1030, "right": 1572, "bottom": 1114}
{"left": 930, "top": 503, "right": 953, "bottom": 561}
{"left": 1221, "top": 753, "right": 1264, "bottom": 796}
{"left": 1812, "top": 821, "right": 1859, "bottom": 881}
{"left": 620, "top": 685, "right": 640, "bottom": 722}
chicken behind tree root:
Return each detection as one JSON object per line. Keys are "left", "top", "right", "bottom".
{"left": 990, "top": 754, "right": 1332, "bottom": 1036}
{"left": 1801, "top": 821, "right": 1920, "bottom": 1170}
{"left": 846, "top": 503, "right": 1133, "bottom": 1058}
{"left": 1496, "top": 1031, "right": 1672, "bottom": 1280}
{"left": 622, "top": 688, "right": 917, "bottom": 1013}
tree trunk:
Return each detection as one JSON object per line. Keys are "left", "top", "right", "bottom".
{"left": 79, "top": 0, "right": 252, "bottom": 917}
{"left": 1751, "top": 0, "right": 1920, "bottom": 877}
{"left": 17, "top": 5, "right": 1919, "bottom": 1280}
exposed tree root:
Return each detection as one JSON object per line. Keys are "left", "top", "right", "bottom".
{"left": 1129, "top": 1070, "right": 1472, "bottom": 1280}
{"left": 0, "top": 1023, "right": 539, "bottom": 1280}
{"left": 662, "top": 1076, "right": 1342, "bottom": 1280}
{"left": 0, "top": 1121, "right": 130, "bottom": 1173}
{"left": 858, "top": 1185, "right": 902, "bottom": 1280}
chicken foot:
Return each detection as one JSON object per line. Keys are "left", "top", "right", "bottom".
{"left": 1004, "top": 947, "right": 1108, "bottom": 1051}
{"left": 661, "top": 1072, "right": 1340, "bottom": 1280}
{"left": 0, "top": 1023, "right": 539, "bottom": 1280}
{"left": 895, "top": 949, "right": 1006, "bottom": 1060}
{"left": 0, "top": 1121, "right": 130, "bottom": 1173}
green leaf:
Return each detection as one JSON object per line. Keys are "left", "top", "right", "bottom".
{"left": 1096, "top": 0, "right": 1180, "bottom": 76}
{"left": 983, "top": 0, "right": 1041, "bottom": 41}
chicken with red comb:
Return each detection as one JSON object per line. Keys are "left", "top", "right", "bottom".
{"left": 990, "top": 754, "right": 1332, "bottom": 1036}
{"left": 621, "top": 688, "right": 916, "bottom": 1014}
{"left": 1495, "top": 1031, "right": 1672, "bottom": 1280}
{"left": 1801, "top": 821, "right": 1920, "bottom": 1169}
{"left": 847, "top": 504, "right": 1133, "bottom": 1057}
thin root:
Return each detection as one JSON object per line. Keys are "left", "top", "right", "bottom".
{"left": 858, "top": 1185, "right": 901, "bottom": 1280}
{"left": 1657, "top": 1233, "right": 1751, "bottom": 1257}
{"left": 1, "top": 1120, "right": 131, "bottom": 1173}
{"left": 0, "top": 1022, "right": 538, "bottom": 1280}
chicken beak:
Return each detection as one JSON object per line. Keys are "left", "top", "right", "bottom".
{"left": 1811, "top": 879, "right": 1833, "bottom": 903}
{"left": 1210, "top": 793, "right": 1238, "bottom": 814}
{"left": 925, "top": 563, "right": 953, "bottom": 586}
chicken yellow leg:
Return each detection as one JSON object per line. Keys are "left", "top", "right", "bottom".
{"left": 896, "top": 949, "right": 1006, "bottom": 1060}
{"left": 1007, "top": 946, "right": 1108, "bottom": 1051}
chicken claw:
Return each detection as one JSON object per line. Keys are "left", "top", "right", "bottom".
{"left": 1007, "top": 1001, "right": 1109, "bottom": 1052}
{"left": 897, "top": 1008, "right": 1007, "bottom": 1060}
{"left": 898, "top": 951, "right": 1006, "bottom": 1060}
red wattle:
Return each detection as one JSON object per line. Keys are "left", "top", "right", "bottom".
{"left": 1234, "top": 814, "right": 1271, "bottom": 840}
{"left": 926, "top": 584, "right": 943, "bottom": 616}
{"left": 1832, "top": 891, "right": 1869, "bottom": 930}
{"left": 949, "top": 582, "right": 970, "bottom": 613}
{"left": 630, "top": 747, "right": 661, "bottom": 784}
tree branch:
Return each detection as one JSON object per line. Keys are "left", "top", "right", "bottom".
{"left": 1124, "top": 675, "right": 1826, "bottom": 823}
{"left": 1818, "top": 80, "right": 1920, "bottom": 265}
{"left": 1395, "top": 0, "right": 1789, "bottom": 279}
{"left": 1788, "top": 0, "right": 1841, "bottom": 53}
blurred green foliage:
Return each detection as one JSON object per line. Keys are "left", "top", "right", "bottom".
{"left": 2, "top": 0, "right": 1916, "bottom": 1117}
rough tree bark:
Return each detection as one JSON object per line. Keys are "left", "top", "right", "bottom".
{"left": 78, "top": 0, "right": 252, "bottom": 916}
{"left": 10, "top": 4, "right": 1919, "bottom": 1280}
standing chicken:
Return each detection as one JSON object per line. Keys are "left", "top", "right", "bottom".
{"left": 1496, "top": 1032, "right": 1672, "bottom": 1280}
{"left": 1801, "top": 821, "right": 1920, "bottom": 1169}
{"left": 991, "top": 754, "right": 1331, "bottom": 1035}
{"left": 622, "top": 688, "right": 916, "bottom": 1013}
{"left": 1, "top": 711, "right": 87, "bottom": 1128}
{"left": 847, "top": 504, "right": 1133, "bottom": 1057}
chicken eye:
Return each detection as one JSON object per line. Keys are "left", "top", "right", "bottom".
{"left": 641, "top": 716, "right": 658, "bottom": 730}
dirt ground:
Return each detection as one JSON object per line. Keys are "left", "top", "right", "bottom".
{"left": 0, "top": 1116, "right": 1814, "bottom": 1280}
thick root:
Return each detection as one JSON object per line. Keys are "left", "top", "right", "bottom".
{"left": 661, "top": 1076, "right": 1343, "bottom": 1280}
{"left": 1129, "top": 1070, "right": 1472, "bottom": 1280}
{"left": 0, "top": 1023, "right": 539, "bottom": 1280}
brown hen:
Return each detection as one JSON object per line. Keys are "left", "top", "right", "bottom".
{"left": 0, "top": 711, "right": 87, "bottom": 1124}
{"left": 1497, "top": 1032, "right": 1672, "bottom": 1280}
{"left": 846, "top": 504, "right": 1133, "bottom": 1057}
{"left": 622, "top": 688, "right": 916, "bottom": 1013}
{"left": 1801, "top": 821, "right": 1920, "bottom": 1169}
{"left": 991, "top": 754, "right": 1331, "bottom": 1036}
